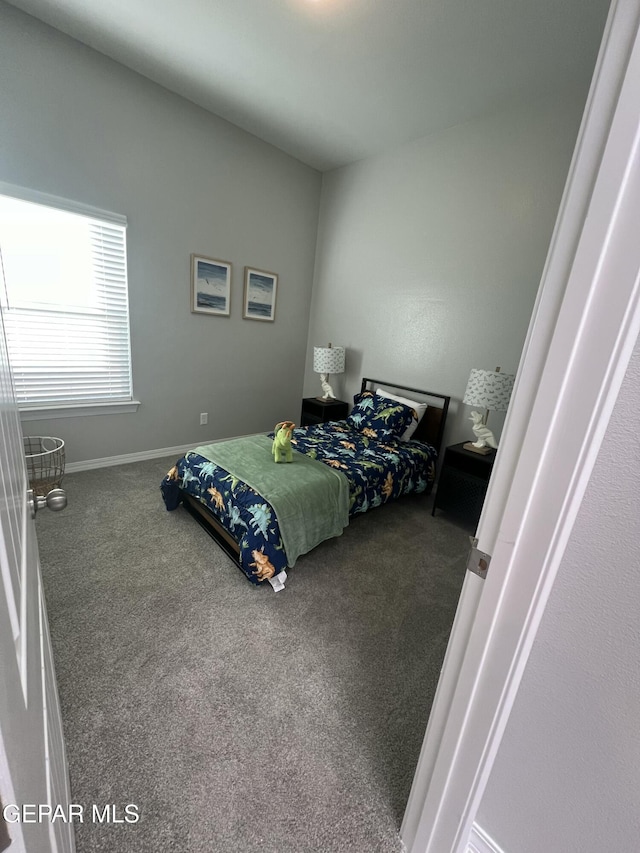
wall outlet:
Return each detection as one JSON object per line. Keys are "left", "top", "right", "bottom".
{"left": 200, "top": 412, "right": 208, "bottom": 425}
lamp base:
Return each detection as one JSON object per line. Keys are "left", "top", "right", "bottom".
{"left": 463, "top": 442, "right": 493, "bottom": 455}
{"left": 315, "top": 395, "right": 336, "bottom": 402}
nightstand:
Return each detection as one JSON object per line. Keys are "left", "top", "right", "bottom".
{"left": 432, "top": 442, "right": 496, "bottom": 530}
{"left": 300, "top": 397, "right": 349, "bottom": 427}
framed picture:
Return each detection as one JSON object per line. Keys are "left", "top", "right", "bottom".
{"left": 243, "top": 267, "right": 278, "bottom": 322}
{"left": 191, "top": 254, "right": 232, "bottom": 316}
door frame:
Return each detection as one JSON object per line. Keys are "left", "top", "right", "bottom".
{"left": 402, "top": 0, "right": 640, "bottom": 850}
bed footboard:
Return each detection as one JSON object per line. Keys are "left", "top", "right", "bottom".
{"left": 182, "top": 493, "right": 243, "bottom": 568}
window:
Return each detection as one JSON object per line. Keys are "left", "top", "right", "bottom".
{"left": 0, "top": 186, "right": 135, "bottom": 415}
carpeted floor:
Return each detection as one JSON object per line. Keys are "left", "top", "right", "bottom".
{"left": 37, "top": 457, "right": 469, "bottom": 853}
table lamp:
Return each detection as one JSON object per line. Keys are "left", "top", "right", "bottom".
{"left": 462, "top": 366, "right": 514, "bottom": 454}
{"left": 313, "top": 343, "right": 345, "bottom": 400}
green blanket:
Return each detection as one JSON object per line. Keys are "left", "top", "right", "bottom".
{"left": 193, "top": 434, "right": 349, "bottom": 566}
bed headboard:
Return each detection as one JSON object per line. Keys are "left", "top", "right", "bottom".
{"left": 360, "top": 377, "right": 450, "bottom": 455}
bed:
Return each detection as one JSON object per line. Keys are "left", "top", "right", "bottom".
{"left": 161, "top": 378, "right": 450, "bottom": 586}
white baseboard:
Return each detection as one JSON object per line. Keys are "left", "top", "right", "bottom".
{"left": 467, "top": 823, "right": 506, "bottom": 853}
{"left": 64, "top": 434, "right": 255, "bottom": 473}
{"left": 65, "top": 443, "right": 201, "bottom": 473}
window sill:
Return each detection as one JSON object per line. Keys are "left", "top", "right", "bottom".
{"left": 19, "top": 400, "right": 141, "bottom": 421}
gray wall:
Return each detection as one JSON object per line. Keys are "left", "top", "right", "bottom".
{"left": 0, "top": 2, "right": 321, "bottom": 463}
{"left": 477, "top": 335, "right": 640, "bottom": 852}
{"left": 305, "top": 88, "right": 588, "bottom": 446}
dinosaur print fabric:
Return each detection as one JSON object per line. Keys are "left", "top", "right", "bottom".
{"left": 161, "top": 420, "right": 437, "bottom": 585}
{"left": 346, "top": 390, "right": 415, "bottom": 440}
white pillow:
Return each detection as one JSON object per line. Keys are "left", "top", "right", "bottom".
{"left": 375, "top": 387, "right": 427, "bottom": 441}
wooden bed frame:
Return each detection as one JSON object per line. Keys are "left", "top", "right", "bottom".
{"left": 182, "top": 378, "right": 451, "bottom": 571}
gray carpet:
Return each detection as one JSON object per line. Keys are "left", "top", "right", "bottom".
{"left": 37, "top": 457, "right": 469, "bottom": 853}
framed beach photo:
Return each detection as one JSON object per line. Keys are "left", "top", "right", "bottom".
{"left": 243, "top": 267, "right": 278, "bottom": 322}
{"left": 191, "top": 254, "right": 232, "bottom": 316}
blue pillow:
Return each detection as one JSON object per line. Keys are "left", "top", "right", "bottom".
{"left": 347, "top": 391, "right": 414, "bottom": 440}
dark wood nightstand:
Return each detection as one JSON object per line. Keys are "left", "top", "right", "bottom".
{"left": 432, "top": 442, "right": 496, "bottom": 530}
{"left": 301, "top": 397, "right": 349, "bottom": 427}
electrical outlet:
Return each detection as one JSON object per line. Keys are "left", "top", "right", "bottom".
{"left": 200, "top": 412, "right": 208, "bottom": 425}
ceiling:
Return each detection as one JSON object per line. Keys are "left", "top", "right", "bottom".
{"left": 7, "top": 0, "right": 610, "bottom": 171}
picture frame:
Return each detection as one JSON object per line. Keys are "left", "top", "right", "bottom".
{"left": 243, "top": 267, "right": 278, "bottom": 322}
{"left": 191, "top": 254, "right": 232, "bottom": 316}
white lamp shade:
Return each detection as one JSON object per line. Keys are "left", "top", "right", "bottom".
{"left": 463, "top": 368, "right": 514, "bottom": 412}
{"left": 313, "top": 346, "right": 345, "bottom": 374}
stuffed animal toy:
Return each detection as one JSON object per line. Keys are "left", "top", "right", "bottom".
{"left": 272, "top": 421, "right": 295, "bottom": 463}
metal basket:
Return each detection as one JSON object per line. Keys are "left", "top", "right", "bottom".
{"left": 23, "top": 436, "right": 65, "bottom": 497}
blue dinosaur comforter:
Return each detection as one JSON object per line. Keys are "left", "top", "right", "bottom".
{"left": 161, "top": 420, "right": 437, "bottom": 585}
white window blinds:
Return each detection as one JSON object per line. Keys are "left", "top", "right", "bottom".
{"left": 0, "top": 191, "right": 133, "bottom": 408}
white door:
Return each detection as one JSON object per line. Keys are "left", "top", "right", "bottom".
{"left": 402, "top": 1, "right": 640, "bottom": 850}
{"left": 0, "top": 301, "right": 74, "bottom": 852}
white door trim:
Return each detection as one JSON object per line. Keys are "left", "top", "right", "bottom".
{"left": 466, "top": 824, "right": 506, "bottom": 853}
{"left": 402, "top": 1, "right": 640, "bottom": 850}
{"left": 0, "top": 728, "right": 27, "bottom": 853}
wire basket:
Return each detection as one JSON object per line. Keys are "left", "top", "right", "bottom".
{"left": 23, "top": 436, "right": 65, "bottom": 497}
